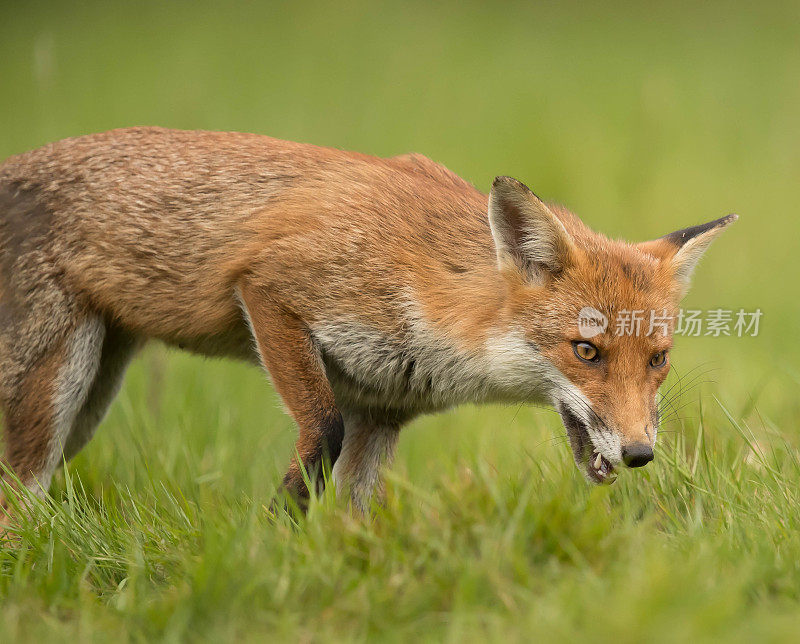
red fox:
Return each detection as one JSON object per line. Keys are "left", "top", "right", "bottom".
{"left": 0, "top": 128, "right": 735, "bottom": 513}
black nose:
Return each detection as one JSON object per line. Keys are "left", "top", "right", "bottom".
{"left": 622, "top": 443, "right": 654, "bottom": 468}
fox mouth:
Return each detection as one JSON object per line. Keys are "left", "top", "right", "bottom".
{"left": 558, "top": 404, "right": 616, "bottom": 484}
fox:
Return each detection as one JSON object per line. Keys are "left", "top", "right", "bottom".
{"left": 0, "top": 127, "right": 736, "bottom": 515}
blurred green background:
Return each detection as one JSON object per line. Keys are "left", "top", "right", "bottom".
{"left": 2, "top": 1, "right": 800, "bottom": 641}
{"left": 3, "top": 0, "right": 797, "bottom": 395}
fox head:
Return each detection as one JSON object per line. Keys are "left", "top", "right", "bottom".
{"left": 488, "top": 176, "right": 736, "bottom": 483}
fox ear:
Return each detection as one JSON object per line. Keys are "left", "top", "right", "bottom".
{"left": 488, "top": 176, "right": 574, "bottom": 283}
{"left": 640, "top": 214, "right": 738, "bottom": 296}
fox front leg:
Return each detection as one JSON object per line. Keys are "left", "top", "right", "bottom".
{"left": 332, "top": 411, "right": 400, "bottom": 513}
{"left": 237, "top": 280, "right": 344, "bottom": 511}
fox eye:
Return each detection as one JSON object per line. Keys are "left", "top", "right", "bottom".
{"left": 573, "top": 341, "right": 600, "bottom": 363}
{"left": 650, "top": 351, "right": 668, "bottom": 368}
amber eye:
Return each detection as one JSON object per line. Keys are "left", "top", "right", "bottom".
{"left": 650, "top": 351, "right": 667, "bottom": 368}
{"left": 573, "top": 341, "right": 600, "bottom": 363}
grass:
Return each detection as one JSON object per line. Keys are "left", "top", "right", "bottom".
{"left": 2, "top": 0, "right": 800, "bottom": 640}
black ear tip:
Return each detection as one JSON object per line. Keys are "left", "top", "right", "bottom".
{"left": 492, "top": 175, "right": 516, "bottom": 188}
{"left": 662, "top": 213, "right": 738, "bottom": 247}
{"left": 706, "top": 213, "right": 738, "bottom": 229}
{"left": 491, "top": 176, "right": 536, "bottom": 197}
{"left": 708, "top": 213, "right": 738, "bottom": 230}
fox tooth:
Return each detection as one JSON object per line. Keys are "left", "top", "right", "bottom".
{"left": 593, "top": 453, "right": 602, "bottom": 470}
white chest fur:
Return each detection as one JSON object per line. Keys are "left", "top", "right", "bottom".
{"left": 310, "top": 317, "right": 554, "bottom": 415}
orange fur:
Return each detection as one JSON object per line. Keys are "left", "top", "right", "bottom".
{"left": 0, "top": 128, "right": 736, "bottom": 510}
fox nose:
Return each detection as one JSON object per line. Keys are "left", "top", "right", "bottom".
{"left": 622, "top": 443, "right": 654, "bottom": 468}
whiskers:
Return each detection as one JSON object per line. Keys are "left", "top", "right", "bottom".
{"left": 552, "top": 381, "right": 612, "bottom": 436}
{"left": 514, "top": 362, "right": 717, "bottom": 461}
{"left": 658, "top": 362, "right": 718, "bottom": 426}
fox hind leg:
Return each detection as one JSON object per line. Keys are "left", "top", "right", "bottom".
{"left": 332, "top": 412, "right": 400, "bottom": 513}
{"left": 0, "top": 310, "right": 105, "bottom": 511}
{"left": 63, "top": 324, "right": 141, "bottom": 461}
